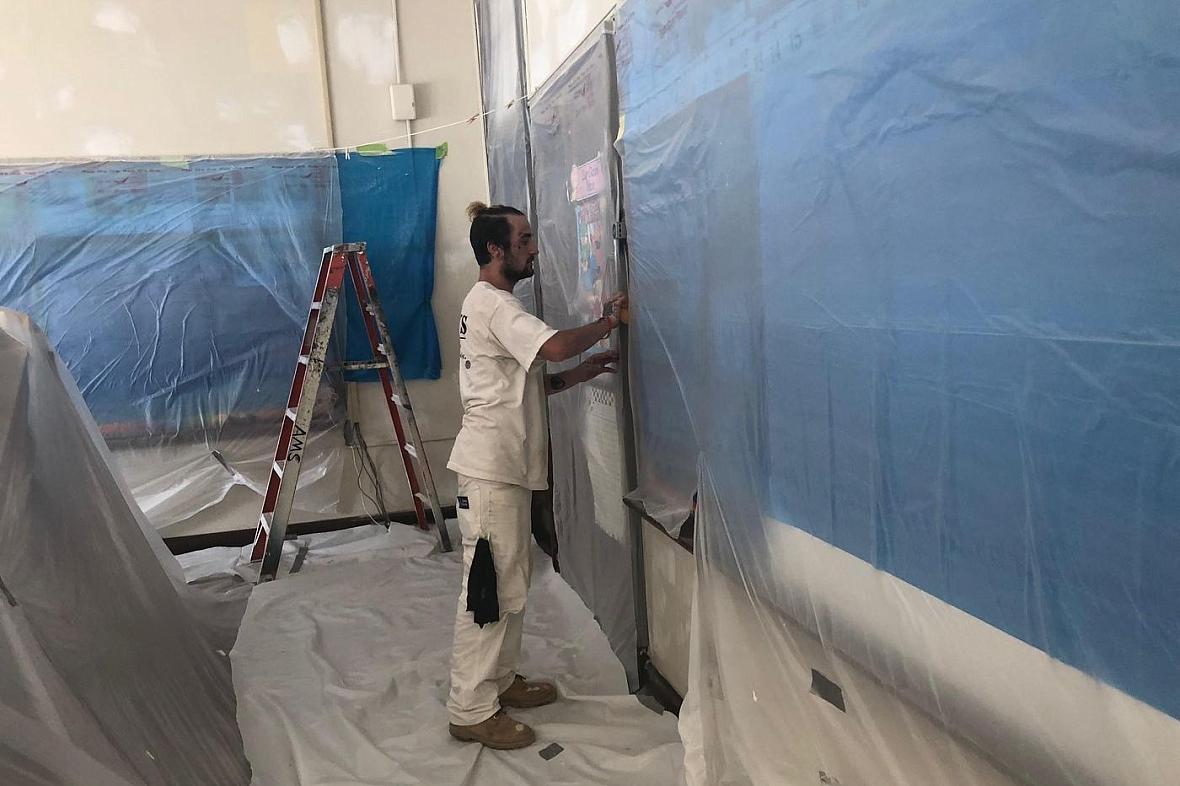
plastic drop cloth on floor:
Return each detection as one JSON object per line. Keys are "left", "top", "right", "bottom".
{"left": 195, "top": 524, "right": 684, "bottom": 786}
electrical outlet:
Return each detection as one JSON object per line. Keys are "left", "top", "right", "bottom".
{"left": 390, "top": 84, "right": 417, "bottom": 120}
{"left": 811, "top": 668, "right": 846, "bottom": 712}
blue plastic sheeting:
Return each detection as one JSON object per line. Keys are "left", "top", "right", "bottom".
{"left": 337, "top": 150, "right": 442, "bottom": 382}
{"left": 0, "top": 157, "right": 341, "bottom": 442}
{"left": 618, "top": 0, "right": 1180, "bottom": 752}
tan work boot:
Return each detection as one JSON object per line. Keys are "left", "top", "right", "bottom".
{"left": 499, "top": 675, "right": 558, "bottom": 709}
{"left": 449, "top": 710, "right": 536, "bottom": 750}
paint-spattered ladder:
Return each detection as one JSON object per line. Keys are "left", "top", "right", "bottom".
{"left": 249, "top": 242, "right": 452, "bottom": 581}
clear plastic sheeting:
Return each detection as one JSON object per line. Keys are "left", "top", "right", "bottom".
{"left": 475, "top": 0, "right": 540, "bottom": 313}
{"left": 0, "top": 310, "right": 249, "bottom": 785}
{"left": 616, "top": 0, "right": 1180, "bottom": 784}
{"left": 0, "top": 157, "right": 347, "bottom": 533}
{"left": 529, "top": 31, "right": 637, "bottom": 686}
{"left": 476, "top": 0, "right": 531, "bottom": 213}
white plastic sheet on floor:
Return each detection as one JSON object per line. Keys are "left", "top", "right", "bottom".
{"left": 219, "top": 524, "right": 684, "bottom": 785}
{"left": 0, "top": 309, "right": 250, "bottom": 786}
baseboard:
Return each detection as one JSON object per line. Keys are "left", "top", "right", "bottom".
{"left": 637, "top": 649, "right": 684, "bottom": 716}
{"left": 163, "top": 507, "right": 457, "bottom": 555}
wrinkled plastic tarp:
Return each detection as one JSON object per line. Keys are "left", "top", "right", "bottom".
{"left": 0, "top": 310, "right": 249, "bottom": 785}
{"left": 529, "top": 31, "right": 637, "bottom": 686}
{"left": 337, "top": 150, "right": 442, "bottom": 382}
{"left": 0, "top": 157, "right": 347, "bottom": 531}
{"left": 617, "top": 0, "right": 1180, "bottom": 784}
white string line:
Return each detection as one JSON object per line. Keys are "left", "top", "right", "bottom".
{"left": 329, "top": 95, "right": 529, "bottom": 154}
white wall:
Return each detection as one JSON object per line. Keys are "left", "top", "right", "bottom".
{"left": 0, "top": 0, "right": 332, "bottom": 157}
{"left": 642, "top": 525, "right": 691, "bottom": 697}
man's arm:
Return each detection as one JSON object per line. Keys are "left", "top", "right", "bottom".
{"left": 546, "top": 351, "right": 618, "bottom": 395}
{"left": 537, "top": 293, "right": 628, "bottom": 363}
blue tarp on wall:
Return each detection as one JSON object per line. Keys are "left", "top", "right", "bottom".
{"left": 337, "top": 150, "right": 442, "bottom": 382}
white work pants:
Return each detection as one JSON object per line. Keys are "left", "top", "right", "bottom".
{"left": 447, "top": 475, "right": 534, "bottom": 725}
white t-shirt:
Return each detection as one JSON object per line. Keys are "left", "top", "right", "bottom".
{"left": 447, "top": 282, "right": 558, "bottom": 490}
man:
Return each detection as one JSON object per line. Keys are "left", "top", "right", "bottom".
{"left": 446, "top": 202, "right": 626, "bottom": 749}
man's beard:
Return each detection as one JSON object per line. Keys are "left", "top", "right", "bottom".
{"left": 505, "top": 254, "right": 536, "bottom": 283}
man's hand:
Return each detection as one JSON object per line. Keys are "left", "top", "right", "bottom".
{"left": 546, "top": 351, "right": 620, "bottom": 395}
{"left": 577, "top": 350, "right": 619, "bottom": 382}
{"left": 601, "top": 293, "right": 629, "bottom": 327}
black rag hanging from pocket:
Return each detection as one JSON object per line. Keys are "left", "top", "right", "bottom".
{"left": 466, "top": 537, "right": 500, "bottom": 627}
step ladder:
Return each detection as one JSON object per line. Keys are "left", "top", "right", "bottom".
{"left": 250, "top": 242, "right": 453, "bottom": 582}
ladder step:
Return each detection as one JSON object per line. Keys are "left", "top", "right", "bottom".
{"left": 272, "top": 460, "right": 284, "bottom": 479}
{"left": 258, "top": 511, "right": 273, "bottom": 532}
{"left": 310, "top": 301, "right": 322, "bottom": 309}
{"left": 340, "top": 360, "right": 387, "bottom": 371}
{"left": 403, "top": 443, "right": 418, "bottom": 459}
{"left": 376, "top": 344, "right": 387, "bottom": 355}
{"left": 298, "top": 354, "right": 310, "bottom": 365}
{"left": 414, "top": 491, "right": 434, "bottom": 505}
{"left": 390, "top": 393, "right": 409, "bottom": 409}
{"left": 285, "top": 407, "right": 297, "bottom": 420}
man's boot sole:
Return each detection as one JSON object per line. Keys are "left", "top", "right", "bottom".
{"left": 499, "top": 693, "right": 557, "bottom": 709}
{"left": 448, "top": 724, "right": 536, "bottom": 750}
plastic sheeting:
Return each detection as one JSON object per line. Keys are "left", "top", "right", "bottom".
{"left": 475, "top": 0, "right": 541, "bottom": 314}
{"left": 529, "top": 31, "right": 637, "bottom": 687}
{"left": 615, "top": 0, "right": 1180, "bottom": 784}
{"left": 337, "top": 150, "right": 442, "bottom": 382}
{"left": 476, "top": 0, "right": 532, "bottom": 214}
{"left": 227, "top": 524, "right": 684, "bottom": 785}
{"left": 0, "top": 309, "right": 249, "bottom": 785}
{"left": 0, "top": 157, "right": 346, "bottom": 531}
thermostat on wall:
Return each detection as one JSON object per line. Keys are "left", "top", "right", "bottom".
{"left": 390, "top": 84, "right": 417, "bottom": 121}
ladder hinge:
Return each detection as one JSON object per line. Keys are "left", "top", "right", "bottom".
{"left": 613, "top": 220, "right": 627, "bottom": 240}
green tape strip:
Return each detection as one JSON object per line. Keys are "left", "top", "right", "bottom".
{"left": 435, "top": 142, "right": 449, "bottom": 160}
{"left": 356, "top": 143, "right": 390, "bottom": 156}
